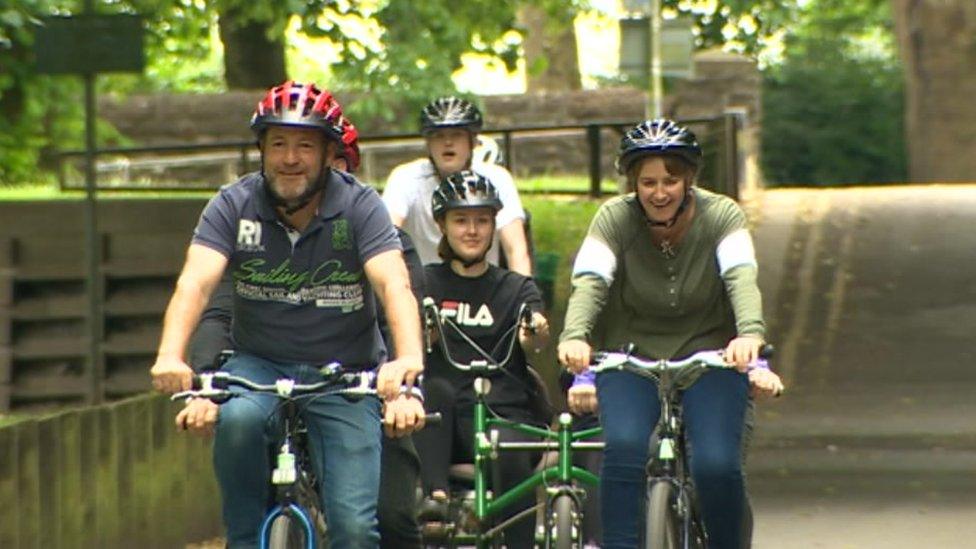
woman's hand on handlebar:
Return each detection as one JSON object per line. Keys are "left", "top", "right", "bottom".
{"left": 748, "top": 368, "right": 785, "bottom": 398}
{"left": 382, "top": 394, "right": 426, "bottom": 438}
{"left": 558, "top": 339, "right": 592, "bottom": 374}
{"left": 176, "top": 397, "right": 219, "bottom": 435}
{"left": 723, "top": 335, "right": 764, "bottom": 372}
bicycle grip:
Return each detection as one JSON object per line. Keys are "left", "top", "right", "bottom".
{"left": 759, "top": 344, "right": 775, "bottom": 359}
{"left": 424, "top": 412, "right": 443, "bottom": 427}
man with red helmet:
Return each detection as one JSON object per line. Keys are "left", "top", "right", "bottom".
{"left": 151, "top": 81, "right": 424, "bottom": 548}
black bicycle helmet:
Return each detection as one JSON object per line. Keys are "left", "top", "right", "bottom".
{"left": 431, "top": 170, "right": 502, "bottom": 220}
{"left": 616, "top": 119, "right": 703, "bottom": 174}
{"left": 420, "top": 97, "right": 484, "bottom": 135}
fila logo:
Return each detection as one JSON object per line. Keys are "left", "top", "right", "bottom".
{"left": 237, "top": 219, "right": 264, "bottom": 251}
{"left": 439, "top": 300, "right": 494, "bottom": 327}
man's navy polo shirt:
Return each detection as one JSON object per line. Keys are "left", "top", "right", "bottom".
{"left": 192, "top": 171, "right": 402, "bottom": 368}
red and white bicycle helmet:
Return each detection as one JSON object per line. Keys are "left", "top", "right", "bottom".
{"left": 250, "top": 81, "right": 345, "bottom": 143}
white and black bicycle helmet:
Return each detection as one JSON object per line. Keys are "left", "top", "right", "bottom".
{"left": 420, "top": 97, "right": 484, "bottom": 135}
{"left": 431, "top": 170, "right": 502, "bottom": 220}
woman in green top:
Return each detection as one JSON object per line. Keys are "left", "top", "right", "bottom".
{"left": 558, "top": 119, "right": 767, "bottom": 549}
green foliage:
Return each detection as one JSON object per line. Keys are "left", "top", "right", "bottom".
{"left": 272, "top": 0, "right": 524, "bottom": 127}
{"left": 761, "top": 0, "right": 906, "bottom": 185}
{"left": 661, "top": 0, "right": 800, "bottom": 56}
{"left": 0, "top": 0, "right": 50, "bottom": 184}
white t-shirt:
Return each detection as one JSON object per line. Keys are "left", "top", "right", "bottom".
{"left": 382, "top": 158, "right": 526, "bottom": 266}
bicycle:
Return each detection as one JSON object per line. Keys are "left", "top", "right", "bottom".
{"left": 172, "top": 363, "right": 435, "bottom": 549}
{"left": 589, "top": 345, "right": 776, "bottom": 549}
{"left": 421, "top": 298, "right": 604, "bottom": 549}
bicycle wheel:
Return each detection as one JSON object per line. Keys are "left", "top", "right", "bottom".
{"left": 548, "top": 493, "right": 579, "bottom": 549}
{"left": 644, "top": 480, "right": 680, "bottom": 549}
{"left": 267, "top": 513, "right": 310, "bottom": 549}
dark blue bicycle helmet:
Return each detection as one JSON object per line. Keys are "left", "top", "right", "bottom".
{"left": 616, "top": 119, "right": 702, "bottom": 174}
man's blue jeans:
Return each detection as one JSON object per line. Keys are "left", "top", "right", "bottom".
{"left": 596, "top": 368, "right": 749, "bottom": 549}
{"left": 212, "top": 352, "right": 382, "bottom": 548}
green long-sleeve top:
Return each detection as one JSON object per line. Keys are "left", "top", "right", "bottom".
{"left": 560, "top": 188, "right": 765, "bottom": 359}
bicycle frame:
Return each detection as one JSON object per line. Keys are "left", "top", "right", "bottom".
{"left": 645, "top": 372, "right": 705, "bottom": 549}
{"left": 173, "top": 366, "right": 378, "bottom": 549}
{"left": 257, "top": 397, "right": 321, "bottom": 549}
{"left": 422, "top": 299, "right": 604, "bottom": 547}
{"left": 591, "top": 347, "right": 772, "bottom": 548}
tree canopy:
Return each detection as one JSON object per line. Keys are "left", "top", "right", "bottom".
{"left": 2, "top": 0, "right": 907, "bottom": 186}
{"left": 761, "top": 0, "right": 906, "bottom": 185}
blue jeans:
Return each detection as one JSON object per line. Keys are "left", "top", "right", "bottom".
{"left": 596, "top": 368, "right": 749, "bottom": 549}
{"left": 213, "top": 352, "right": 382, "bottom": 549}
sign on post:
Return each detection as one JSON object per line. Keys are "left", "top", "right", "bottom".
{"left": 33, "top": 13, "right": 145, "bottom": 405}
{"left": 619, "top": 17, "right": 695, "bottom": 82}
{"left": 35, "top": 15, "right": 144, "bottom": 74}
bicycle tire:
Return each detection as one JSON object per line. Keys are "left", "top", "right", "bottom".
{"left": 267, "top": 513, "right": 310, "bottom": 549}
{"left": 296, "top": 472, "right": 328, "bottom": 544}
{"left": 549, "top": 493, "right": 579, "bottom": 549}
{"left": 645, "top": 480, "right": 680, "bottom": 549}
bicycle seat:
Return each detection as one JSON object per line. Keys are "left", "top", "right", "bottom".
{"left": 449, "top": 463, "right": 476, "bottom": 484}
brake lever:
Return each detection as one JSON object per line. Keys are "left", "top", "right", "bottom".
{"left": 518, "top": 305, "right": 536, "bottom": 334}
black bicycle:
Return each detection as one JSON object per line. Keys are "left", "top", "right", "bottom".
{"left": 590, "top": 346, "right": 776, "bottom": 549}
{"left": 173, "top": 363, "right": 435, "bottom": 549}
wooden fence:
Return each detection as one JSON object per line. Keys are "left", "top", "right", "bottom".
{"left": 0, "top": 199, "right": 205, "bottom": 411}
{"left": 0, "top": 392, "right": 222, "bottom": 548}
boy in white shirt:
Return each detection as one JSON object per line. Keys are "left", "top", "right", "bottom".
{"left": 383, "top": 97, "right": 533, "bottom": 275}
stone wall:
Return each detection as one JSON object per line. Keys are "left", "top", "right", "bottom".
{"left": 92, "top": 51, "right": 762, "bottom": 192}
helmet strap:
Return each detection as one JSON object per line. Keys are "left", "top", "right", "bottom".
{"left": 260, "top": 157, "right": 331, "bottom": 216}
{"left": 638, "top": 186, "right": 693, "bottom": 229}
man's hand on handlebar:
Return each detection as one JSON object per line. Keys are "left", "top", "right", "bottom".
{"left": 176, "top": 397, "right": 219, "bottom": 435}
{"left": 382, "top": 394, "right": 426, "bottom": 438}
{"left": 151, "top": 355, "right": 194, "bottom": 394}
{"left": 557, "top": 339, "right": 592, "bottom": 374}
{"left": 376, "top": 356, "right": 424, "bottom": 401}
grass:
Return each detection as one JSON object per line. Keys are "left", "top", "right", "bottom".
{"left": 518, "top": 175, "right": 620, "bottom": 195}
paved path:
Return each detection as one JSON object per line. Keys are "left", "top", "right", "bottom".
{"left": 748, "top": 185, "right": 976, "bottom": 548}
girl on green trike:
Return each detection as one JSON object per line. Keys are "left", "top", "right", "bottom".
{"left": 413, "top": 170, "right": 551, "bottom": 549}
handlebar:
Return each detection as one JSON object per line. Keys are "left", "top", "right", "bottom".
{"left": 422, "top": 298, "right": 537, "bottom": 375}
{"left": 172, "top": 370, "right": 442, "bottom": 425}
{"left": 171, "top": 367, "right": 424, "bottom": 402}
{"left": 585, "top": 344, "right": 782, "bottom": 397}
{"left": 589, "top": 344, "right": 774, "bottom": 374}
{"left": 518, "top": 302, "right": 536, "bottom": 334}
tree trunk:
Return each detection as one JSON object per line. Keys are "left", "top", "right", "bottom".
{"left": 217, "top": 7, "right": 287, "bottom": 90}
{"left": 891, "top": 0, "right": 976, "bottom": 182}
{"left": 519, "top": 5, "right": 582, "bottom": 92}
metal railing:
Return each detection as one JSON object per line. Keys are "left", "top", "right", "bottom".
{"left": 55, "top": 112, "right": 742, "bottom": 199}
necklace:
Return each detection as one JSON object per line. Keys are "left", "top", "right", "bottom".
{"left": 659, "top": 238, "right": 676, "bottom": 258}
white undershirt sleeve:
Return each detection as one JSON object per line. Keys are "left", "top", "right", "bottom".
{"left": 716, "top": 228, "right": 757, "bottom": 275}
{"left": 572, "top": 236, "right": 618, "bottom": 285}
